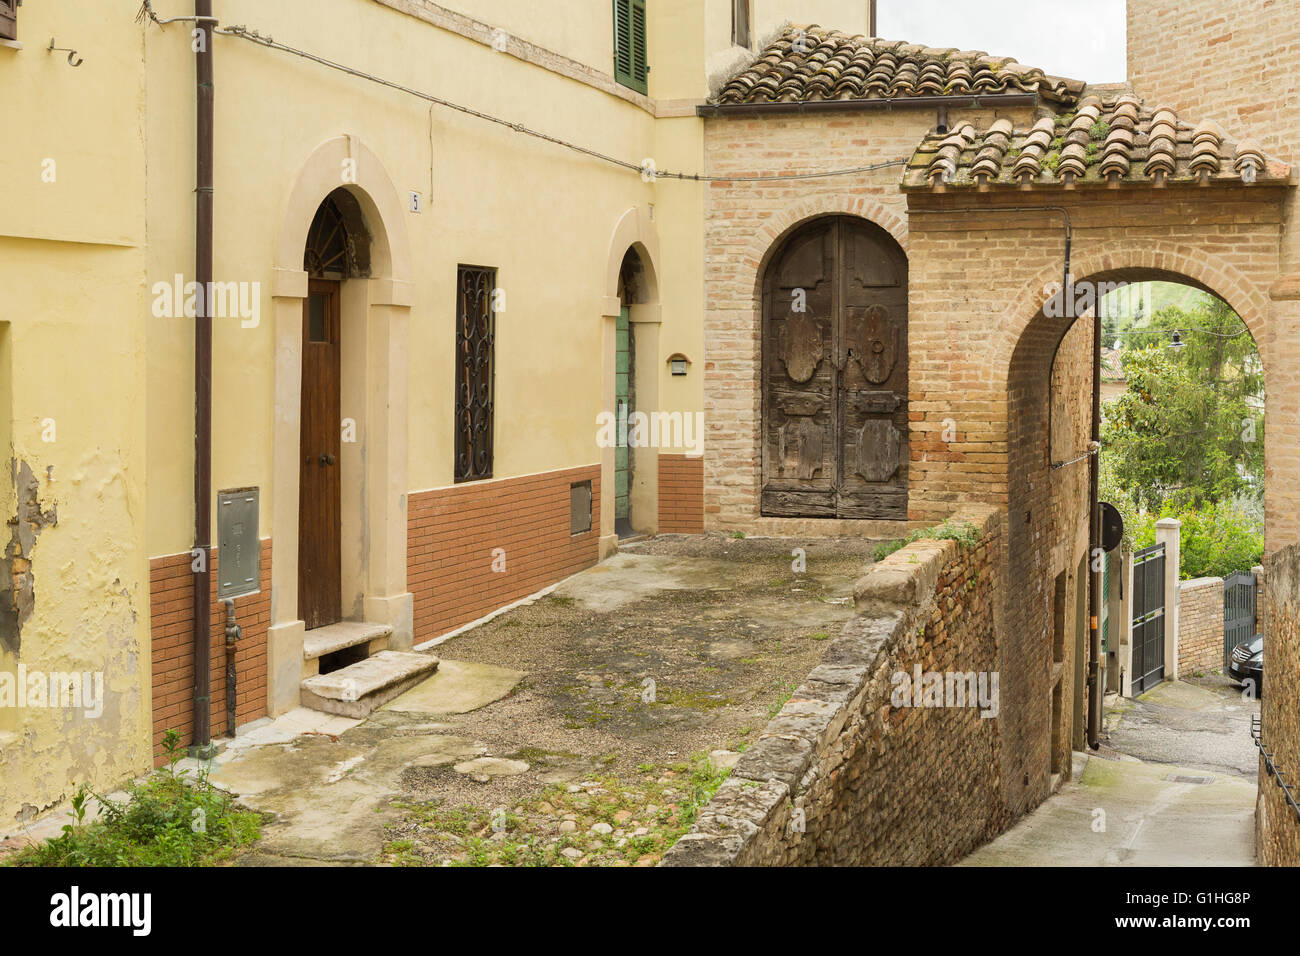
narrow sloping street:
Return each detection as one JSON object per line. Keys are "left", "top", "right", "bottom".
{"left": 961, "top": 678, "right": 1259, "bottom": 866}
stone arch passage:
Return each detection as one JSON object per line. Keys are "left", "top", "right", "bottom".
{"left": 998, "top": 265, "right": 1268, "bottom": 817}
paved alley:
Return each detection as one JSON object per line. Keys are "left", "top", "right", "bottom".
{"left": 961, "top": 678, "right": 1259, "bottom": 866}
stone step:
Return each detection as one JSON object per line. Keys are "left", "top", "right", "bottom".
{"left": 300, "top": 650, "right": 440, "bottom": 719}
{"left": 302, "top": 621, "right": 393, "bottom": 662}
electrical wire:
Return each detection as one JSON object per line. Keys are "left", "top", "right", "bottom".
{"left": 139, "top": 4, "right": 907, "bottom": 184}
{"left": 1111, "top": 326, "right": 1251, "bottom": 339}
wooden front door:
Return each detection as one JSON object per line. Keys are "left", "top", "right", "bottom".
{"left": 761, "top": 217, "right": 909, "bottom": 519}
{"left": 299, "top": 279, "right": 342, "bottom": 630}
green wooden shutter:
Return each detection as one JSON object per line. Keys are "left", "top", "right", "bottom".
{"left": 613, "top": 0, "right": 648, "bottom": 94}
{"left": 630, "top": 0, "right": 648, "bottom": 93}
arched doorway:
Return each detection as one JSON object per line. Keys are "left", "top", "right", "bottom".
{"left": 600, "top": 207, "right": 661, "bottom": 553}
{"left": 760, "top": 216, "right": 908, "bottom": 519}
{"left": 1002, "top": 265, "right": 1267, "bottom": 814}
{"left": 297, "top": 189, "right": 371, "bottom": 630}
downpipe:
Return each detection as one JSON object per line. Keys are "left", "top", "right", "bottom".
{"left": 1086, "top": 255, "right": 1103, "bottom": 750}
{"left": 190, "top": 0, "right": 216, "bottom": 759}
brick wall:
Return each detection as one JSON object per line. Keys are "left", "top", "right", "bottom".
{"left": 664, "top": 506, "right": 1007, "bottom": 865}
{"left": 149, "top": 539, "right": 271, "bottom": 764}
{"left": 1127, "top": 0, "right": 1300, "bottom": 559}
{"left": 1128, "top": 2, "right": 1300, "bottom": 167}
{"left": 657, "top": 454, "right": 704, "bottom": 533}
{"left": 1177, "top": 577, "right": 1224, "bottom": 675}
{"left": 407, "top": 465, "right": 600, "bottom": 641}
{"left": 700, "top": 106, "right": 1036, "bottom": 539}
{"left": 1258, "top": 544, "right": 1300, "bottom": 865}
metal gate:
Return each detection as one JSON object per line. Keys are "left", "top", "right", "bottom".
{"left": 1131, "top": 543, "right": 1166, "bottom": 695}
{"left": 1224, "top": 571, "right": 1258, "bottom": 667}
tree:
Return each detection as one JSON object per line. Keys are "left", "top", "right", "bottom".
{"left": 1102, "top": 298, "right": 1263, "bottom": 512}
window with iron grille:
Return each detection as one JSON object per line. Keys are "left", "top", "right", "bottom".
{"left": 613, "top": 0, "right": 647, "bottom": 94}
{"left": 0, "top": 0, "right": 18, "bottom": 42}
{"left": 454, "top": 265, "right": 496, "bottom": 483}
{"left": 732, "top": 0, "right": 750, "bottom": 48}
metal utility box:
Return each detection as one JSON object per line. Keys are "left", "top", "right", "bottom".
{"left": 217, "top": 488, "right": 261, "bottom": 600}
{"left": 570, "top": 480, "right": 592, "bottom": 535}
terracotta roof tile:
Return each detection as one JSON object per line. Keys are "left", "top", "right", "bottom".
{"left": 904, "top": 90, "right": 1291, "bottom": 190}
{"left": 713, "top": 25, "right": 1085, "bottom": 105}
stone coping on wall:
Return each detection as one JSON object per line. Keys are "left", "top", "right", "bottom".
{"left": 661, "top": 504, "right": 1000, "bottom": 866}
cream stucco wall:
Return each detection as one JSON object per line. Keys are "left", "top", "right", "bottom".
{"left": 0, "top": 2, "right": 152, "bottom": 828}
{"left": 0, "top": 0, "right": 886, "bottom": 828}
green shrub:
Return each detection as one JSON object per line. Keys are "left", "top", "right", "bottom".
{"left": 6, "top": 730, "right": 262, "bottom": 867}
{"left": 872, "top": 519, "right": 982, "bottom": 562}
{"left": 1128, "top": 501, "right": 1263, "bottom": 580}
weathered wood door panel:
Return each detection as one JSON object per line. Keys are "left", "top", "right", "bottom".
{"left": 299, "top": 279, "right": 342, "bottom": 630}
{"left": 761, "top": 217, "right": 908, "bottom": 519}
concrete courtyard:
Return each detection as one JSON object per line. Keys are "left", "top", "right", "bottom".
{"left": 203, "top": 534, "right": 872, "bottom": 865}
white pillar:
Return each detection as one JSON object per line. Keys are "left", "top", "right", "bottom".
{"left": 1155, "top": 517, "right": 1181, "bottom": 682}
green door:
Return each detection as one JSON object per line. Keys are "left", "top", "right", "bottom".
{"left": 615, "top": 307, "right": 633, "bottom": 536}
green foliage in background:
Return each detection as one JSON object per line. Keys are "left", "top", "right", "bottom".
{"left": 1102, "top": 297, "right": 1263, "bottom": 513}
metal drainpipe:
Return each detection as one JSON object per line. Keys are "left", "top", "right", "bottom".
{"left": 222, "top": 600, "right": 242, "bottom": 738}
{"left": 1087, "top": 254, "right": 1103, "bottom": 750}
{"left": 191, "top": 0, "right": 215, "bottom": 758}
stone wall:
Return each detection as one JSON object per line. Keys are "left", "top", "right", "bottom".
{"left": 663, "top": 505, "right": 1009, "bottom": 866}
{"left": 1258, "top": 544, "right": 1300, "bottom": 865}
{"left": 1177, "top": 577, "right": 1224, "bottom": 676}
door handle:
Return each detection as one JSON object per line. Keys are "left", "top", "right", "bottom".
{"left": 319, "top": 453, "right": 337, "bottom": 466}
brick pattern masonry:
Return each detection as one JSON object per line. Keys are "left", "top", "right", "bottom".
{"left": 657, "top": 454, "right": 704, "bottom": 533}
{"left": 664, "top": 506, "right": 1006, "bottom": 866}
{"left": 149, "top": 539, "right": 271, "bottom": 765}
{"left": 1259, "top": 545, "right": 1300, "bottom": 865}
{"left": 1177, "top": 577, "right": 1224, "bottom": 676}
{"left": 407, "top": 465, "right": 601, "bottom": 641}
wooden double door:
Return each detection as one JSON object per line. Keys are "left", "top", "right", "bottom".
{"left": 299, "top": 278, "right": 342, "bottom": 630}
{"left": 761, "top": 217, "right": 909, "bottom": 519}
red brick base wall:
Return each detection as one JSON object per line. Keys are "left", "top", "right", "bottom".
{"left": 408, "top": 466, "right": 601, "bottom": 642}
{"left": 149, "top": 539, "right": 271, "bottom": 764}
{"left": 658, "top": 454, "right": 704, "bottom": 533}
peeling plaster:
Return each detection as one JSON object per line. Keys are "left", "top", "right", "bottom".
{"left": 0, "top": 461, "right": 57, "bottom": 655}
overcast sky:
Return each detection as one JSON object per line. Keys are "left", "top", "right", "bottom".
{"left": 878, "top": 0, "right": 1128, "bottom": 83}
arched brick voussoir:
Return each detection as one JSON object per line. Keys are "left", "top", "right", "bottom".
{"left": 985, "top": 242, "right": 1273, "bottom": 392}
{"left": 741, "top": 196, "right": 910, "bottom": 296}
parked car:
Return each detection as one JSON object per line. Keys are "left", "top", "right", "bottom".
{"left": 1228, "top": 634, "right": 1263, "bottom": 696}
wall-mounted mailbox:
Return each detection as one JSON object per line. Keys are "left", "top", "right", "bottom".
{"left": 217, "top": 488, "right": 260, "bottom": 600}
{"left": 668, "top": 353, "right": 691, "bottom": 376}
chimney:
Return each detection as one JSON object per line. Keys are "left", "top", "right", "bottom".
{"left": 870, "top": 0, "right": 878, "bottom": 37}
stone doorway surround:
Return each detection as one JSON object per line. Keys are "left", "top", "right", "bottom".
{"left": 600, "top": 206, "right": 662, "bottom": 558}
{"left": 266, "top": 135, "right": 415, "bottom": 716}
